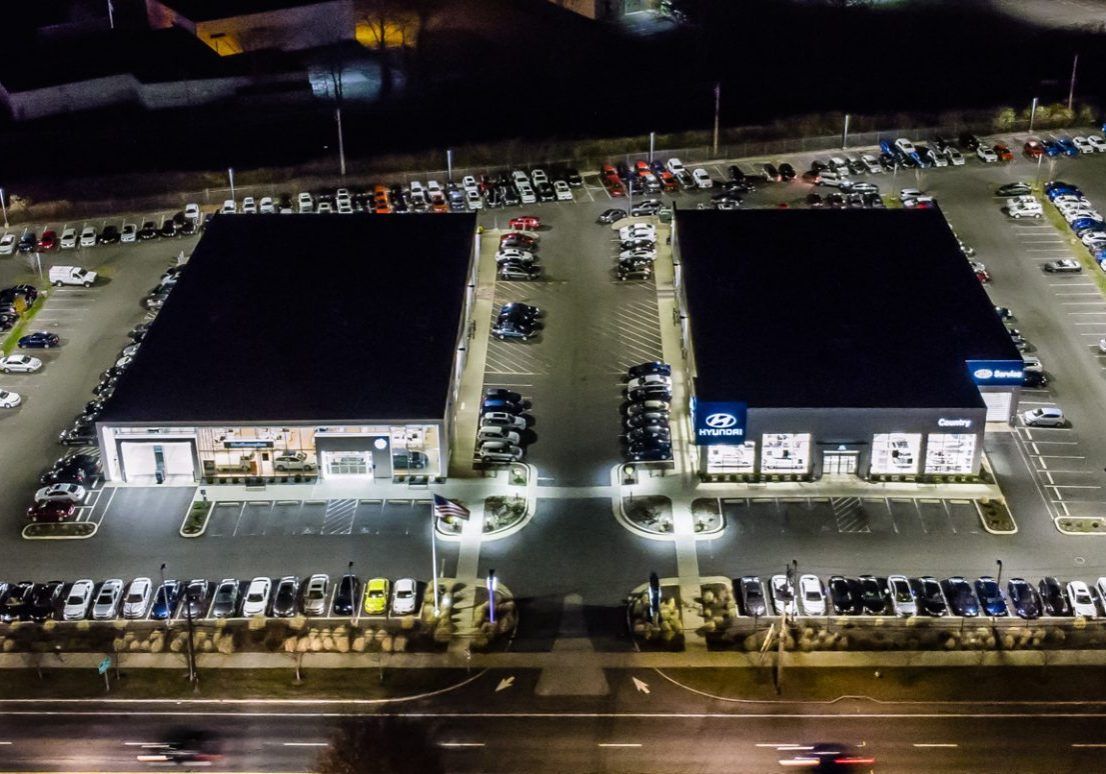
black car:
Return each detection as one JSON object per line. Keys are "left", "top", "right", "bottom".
{"left": 623, "top": 426, "right": 671, "bottom": 445}
{"left": 627, "top": 361, "right": 671, "bottom": 379}
{"left": 857, "top": 575, "right": 888, "bottom": 615}
{"left": 625, "top": 444, "right": 672, "bottom": 462}
{"left": 179, "top": 219, "right": 197, "bottom": 236}
{"left": 806, "top": 193, "right": 824, "bottom": 208}
{"left": 974, "top": 577, "right": 1008, "bottom": 617}
{"left": 1023, "top": 370, "right": 1048, "bottom": 388}
{"left": 1038, "top": 576, "right": 1072, "bottom": 616}
{"left": 484, "top": 187, "right": 502, "bottom": 208}
{"left": 826, "top": 193, "right": 847, "bottom": 208}
{"left": 762, "top": 163, "right": 780, "bottom": 182}
{"left": 17, "top": 232, "right": 36, "bottom": 253}
{"left": 564, "top": 168, "right": 583, "bottom": 187}
{"left": 98, "top": 225, "right": 121, "bottom": 244}
{"left": 624, "top": 412, "right": 669, "bottom": 430}
{"left": 138, "top": 221, "right": 159, "bottom": 240}
{"left": 778, "top": 162, "right": 796, "bottom": 181}
{"left": 59, "top": 418, "right": 97, "bottom": 446}
{"left": 617, "top": 264, "right": 652, "bottom": 281}
{"left": 180, "top": 579, "right": 211, "bottom": 619}
{"left": 332, "top": 574, "right": 360, "bottom": 616}
{"left": 159, "top": 219, "right": 177, "bottom": 238}
{"left": 737, "top": 576, "right": 767, "bottom": 616}
{"left": 878, "top": 152, "right": 897, "bottom": 170}
{"left": 959, "top": 132, "right": 982, "bottom": 150}
{"left": 498, "top": 302, "right": 541, "bottom": 322}
{"left": 500, "top": 185, "right": 520, "bottom": 207}
{"left": 933, "top": 135, "right": 952, "bottom": 152}
{"left": 28, "top": 581, "right": 64, "bottom": 622}
{"left": 940, "top": 577, "right": 980, "bottom": 617}
{"left": 1007, "top": 578, "right": 1041, "bottom": 619}
{"left": 597, "top": 208, "right": 627, "bottom": 224}
{"left": 909, "top": 576, "right": 948, "bottom": 617}
{"left": 272, "top": 576, "right": 300, "bottom": 617}
{"left": 828, "top": 576, "right": 863, "bottom": 615}
{"left": 0, "top": 581, "right": 34, "bottom": 622}
{"left": 996, "top": 182, "right": 1033, "bottom": 197}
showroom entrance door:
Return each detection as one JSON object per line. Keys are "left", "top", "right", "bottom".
{"left": 822, "top": 451, "right": 859, "bottom": 477}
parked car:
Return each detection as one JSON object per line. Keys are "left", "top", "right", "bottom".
{"left": 858, "top": 575, "right": 888, "bottom": 615}
{"left": 827, "top": 576, "right": 862, "bottom": 615}
{"left": 63, "top": 579, "right": 95, "bottom": 620}
{"left": 974, "top": 576, "right": 1008, "bottom": 617}
{"left": 33, "top": 483, "right": 86, "bottom": 504}
{"left": 332, "top": 574, "right": 360, "bottom": 616}
{"left": 737, "top": 576, "right": 766, "bottom": 616}
{"left": 1039, "top": 576, "right": 1072, "bottom": 616}
{"left": 210, "top": 578, "right": 240, "bottom": 618}
{"left": 0, "top": 582, "right": 33, "bottom": 622}
{"left": 92, "top": 579, "right": 124, "bottom": 620}
{"left": 887, "top": 574, "right": 917, "bottom": 616}
{"left": 940, "top": 577, "right": 979, "bottom": 616}
{"left": 303, "top": 574, "right": 330, "bottom": 616}
{"left": 597, "top": 208, "right": 627, "bottom": 224}
{"left": 29, "top": 581, "right": 65, "bottom": 622}
{"left": 27, "top": 500, "right": 76, "bottom": 522}
{"left": 1023, "top": 406, "right": 1064, "bottom": 427}
{"left": 242, "top": 577, "right": 272, "bottom": 616}
{"left": 178, "top": 579, "right": 211, "bottom": 619}
{"left": 150, "top": 580, "right": 181, "bottom": 620}
{"left": 1068, "top": 581, "right": 1097, "bottom": 618}
{"left": 363, "top": 578, "right": 390, "bottom": 616}
{"left": 122, "top": 577, "right": 153, "bottom": 619}
{"left": 798, "top": 574, "right": 826, "bottom": 616}
{"left": 18, "top": 331, "right": 59, "bottom": 349}
{"left": 769, "top": 574, "right": 797, "bottom": 616}
{"left": 1007, "top": 578, "right": 1041, "bottom": 619}
{"left": 1043, "top": 258, "right": 1082, "bottom": 273}
{"left": 909, "top": 576, "right": 948, "bottom": 617}
{"left": 391, "top": 578, "right": 418, "bottom": 615}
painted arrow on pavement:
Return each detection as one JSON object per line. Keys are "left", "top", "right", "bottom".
{"left": 632, "top": 677, "right": 650, "bottom": 694}
{"left": 495, "top": 676, "right": 515, "bottom": 692}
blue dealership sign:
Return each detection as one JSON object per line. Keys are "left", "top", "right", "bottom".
{"left": 966, "top": 360, "right": 1024, "bottom": 386}
{"left": 693, "top": 401, "right": 748, "bottom": 445}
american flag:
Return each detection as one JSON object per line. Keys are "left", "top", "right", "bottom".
{"left": 433, "top": 494, "right": 470, "bottom": 521}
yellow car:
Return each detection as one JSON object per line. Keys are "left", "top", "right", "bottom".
{"left": 363, "top": 578, "right": 390, "bottom": 616}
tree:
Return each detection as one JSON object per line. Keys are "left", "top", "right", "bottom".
{"left": 315, "top": 717, "right": 444, "bottom": 774}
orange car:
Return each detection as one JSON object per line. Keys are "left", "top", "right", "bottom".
{"left": 372, "top": 183, "right": 391, "bottom": 214}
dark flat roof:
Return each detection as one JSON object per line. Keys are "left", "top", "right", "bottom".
{"left": 676, "top": 208, "right": 1022, "bottom": 409}
{"left": 98, "top": 214, "right": 475, "bottom": 425}
{"left": 154, "top": 0, "right": 337, "bottom": 22}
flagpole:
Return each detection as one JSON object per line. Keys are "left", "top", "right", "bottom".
{"left": 431, "top": 505, "right": 440, "bottom": 617}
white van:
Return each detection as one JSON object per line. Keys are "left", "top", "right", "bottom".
{"left": 49, "top": 266, "right": 97, "bottom": 287}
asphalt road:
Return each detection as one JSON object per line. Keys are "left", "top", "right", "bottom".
{"left": 3, "top": 667, "right": 1106, "bottom": 772}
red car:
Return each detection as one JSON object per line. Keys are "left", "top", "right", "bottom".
{"left": 27, "top": 500, "right": 75, "bottom": 523}
{"left": 603, "top": 174, "right": 626, "bottom": 197}
{"left": 508, "top": 216, "right": 541, "bottom": 231}
{"left": 634, "top": 160, "right": 651, "bottom": 174}
{"left": 994, "top": 142, "right": 1013, "bottom": 162}
{"left": 1024, "top": 140, "right": 1045, "bottom": 159}
{"left": 36, "top": 230, "right": 58, "bottom": 251}
{"left": 500, "top": 232, "right": 538, "bottom": 249}
{"left": 658, "top": 170, "right": 680, "bottom": 192}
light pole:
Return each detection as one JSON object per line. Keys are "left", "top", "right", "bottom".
{"left": 648, "top": 132, "right": 655, "bottom": 163}
{"left": 228, "top": 167, "right": 235, "bottom": 203}
{"left": 184, "top": 586, "right": 198, "bottom": 688}
{"left": 348, "top": 561, "right": 359, "bottom": 627}
{"left": 1068, "top": 53, "right": 1079, "bottom": 112}
{"left": 430, "top": 510, "right": 440, "bottom": 617}
{"left": 0, "top": 187, "right": 9, "bottom": 228}
{"left": 842, "top": 113, "right": 850, "bottom": 150}
{"left": 1028, "top": 97, "right": 1039, "bottom": 134}
{"left": 712, "top": 82, "right": 721, "bottom": 157}
{"left": 446, "top": 148, "right": 454, "bottom": 184}
{"left": 995, "top": 559, "right": 1003, "bottom": 588}
{"left": 487, "top": 569, "right": 497, "bottom": 625}
{"left": 159, "top": 563, "right": 169, "bottom": 632}
{"left": 107, "top": 0, "right": 114, "bottom": 29}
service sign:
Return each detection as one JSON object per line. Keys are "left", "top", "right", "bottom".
{"left": 966, "top": 360, "right": 1024, "bottom": 386}
{"left": 694, "top": 401, "right": 748, "bottom": 445}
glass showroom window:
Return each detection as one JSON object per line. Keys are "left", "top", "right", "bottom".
{"left": 924, "top": 433, "right": 977, "bottom": 474}
{"left": 870, "top": 433, "right": 921, "bottom": 475}
{"left": 707, "top": 442, "right": 756, "bottom": 473}
{"left": 760, "top": 433, "right": 811, "bottom": 473}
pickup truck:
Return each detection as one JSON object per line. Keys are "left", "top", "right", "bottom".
{"left": 48, "top": 266, "right": 97, "bottom": 287}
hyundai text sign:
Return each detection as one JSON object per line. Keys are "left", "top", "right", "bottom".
{"left": 694, "top": 401, "right": 748, "bottom": 445}
{"left": 966, "top": 360, "right": 1024, "bottom": 386}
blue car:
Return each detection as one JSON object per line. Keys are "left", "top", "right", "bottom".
{"left": 18, "top": 331, "right": 59, "bottom": 349}
{"left": 150, "top": 580, "right": 181, "bottom": 620}
{"left": 974, "top": 577, "right": 1009, "bottom": 617}
{"left": 1056, "top": 137, "right": 1079, "bottom": 157}
{"left": 1045, "top": 179, "right": 1080, "bottom": 194}
{"left": 1042, "top": 139, "right": 1063, "bottom": 157}
{"left": 879, "top": 139, "right": 895, "bottom": 157}
{"left": 1070, "top": 218, "right": 1104, "bottom": 233}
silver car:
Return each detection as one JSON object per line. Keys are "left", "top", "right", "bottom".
{"left": 63, "top": 579, "right": 94, "bottom": 620}
{"left": 302, "top": 573, "right": 330, "bottom": 616}
{"left": 92, "top": 579, "right": 123, "bottom": 620}
{"left": 122, "top": 577, "right": 153, "bottom": 619}
{"left": 887, "top": 574, "right": 917, "bottom": 617}
{"left": 391, "top": 578, "right": 418, "bottom": 616}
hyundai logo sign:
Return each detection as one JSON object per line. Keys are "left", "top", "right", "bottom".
{"left": 694, "top": 401, "right": 747, "bottom": 445}
{"left": 705, "top": 413, "right": 737, "bottom": 429}
{"left": 966, "top": 359, "right": 1024, "bottom": 386}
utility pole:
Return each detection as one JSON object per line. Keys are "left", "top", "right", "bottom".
{"left": 227, "top": 168, "right": 235, "bottom": 203}
{"left": 184, "top": 588, "right": 198, "bottom": 688}
{"left": 159, "top": 563, "right": 170, "bottom": 632}
{"left": 107, "top": 0, "right": 114, "bottom": 29}
{"left": 995, "top": 559, "right": 1003, "bottom": 588}
{"left": 842, "top": 113, "right": 850, "bottom": 150}
{"left": 712, "top": 82, "right": 721, "bottom": 157}
{"left": 430, "top": 513, "right": 440, "bottom": 617}
{"left": 446, "top": 148, "right": 454, "bottom": 183}
{"left": 0, "top": 188, "right": 8, "bottom": 228}
{"left": 649, "top": 131, "right": 655, "bottom": 163}
{"left": 331, "top": 59, "right": 347, "bottom": 177}
{"left": 1068, "top": 53, "right": 1079, "bottom": 112}
{"left": 1028, "top": 97, "right": 1039, "bottom": 134}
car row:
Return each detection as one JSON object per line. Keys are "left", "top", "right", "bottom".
{"left": 613, "top": 221, "right": 658, "bottom": 281}
{"left": 491, "top": 300, "right": 542, "bottom": 342}
{"left": 496, "top": 230, "right": 543, "bottom": 281}
{"left": 736, "top": 573, "right": 1106, "bottom": 620}
{"left": 477, "top": 386, "right": 532, "bottom": 464}
{"left": 1044, "top": 180, "right": 1106, "bottom": 270}
{"left": 0, "top": 573, "right": 425, "bottom": 623}
{"left": 620, "top": 361, "right": 673, "bottom": 462}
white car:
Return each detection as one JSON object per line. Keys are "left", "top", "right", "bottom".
{"left": 297, "top": 192, "right": 314, "bottom": 213}
{"left": 336, "top": 198, "right": 354, "bottom": 214}
{"left": 1007, "top": 200, "right": 1042, "bottom": 219}
{"left": 465, "top": 189, "right": 483, "bottom": 210}
{"left": 554, "top": 180, "right": 573, "bottom": 201}
{"left": 496, "top": 248, "right": 535, "bottom": 264}
{"left": 692, "top": 168, "right": 713, "bottom": 189}
{"left": 479, "top": 440, "right": 524, "bottom": 462}
{"left": 1098, "top": 338, "right": 1106, "bottom": 354}
{"left": 770, "top": 574, "right": 798, "bottom": 616}
{"left": 241, "top": 196, "right": 257, "bottom": 214}
{"left": 944, "top": 147, "right": 965, "bottom": 166}
{"left": 627, "top": 374, "right": 671, "bottom": 391}
{"left": 92, "top": 579, "right": 123, "bottom": 620}
{"left": 115, "top": 354, "right": 133, "bottom": 370}
{"left": 121, "top": 223, "right": 137, "bottom": 242}
{"left": 60, "top": 226, "right": 78, "bottom": 249}
{"left": 242, "top": 577, "right": 272, "bottom": 616}
{"left": 0, "top": 233, "right": 14, "bottom": 255}
{"left": 1023, "top": 406, "right": 1064, "bottom": 427}
{"left": 336, "top": 187, "right": 352, "bottom": 204}
{"left": 517, "top": 182, "right": 537, "bottom": 204}
{"left": 1088, "top": 135, "right": 1106, "bottom": 152}
{"left": 798, "top": 574, "right": 826, "bottom": 616}
{"left": 620, "top": 248, "right": 657, "bottom": 261}
{"left": 316, "top": 201, "right": 333, "bottom": 214}
{"left": 1067, "top": 581, "right": 1097, "bottom": 618}
{"left": 859, "top": 154, "right": 883, "bottom": 173}
{"left": 482, "top": 412, "right": 527, "bottom": 430}
{"left": 63, "top": 579, "right": 95, "bottom": 620}
{"left": 665, "top": 157, "right": 686, "bottom": 175}
{"left": 123, "top": 577, "right": 153, "bottom": 619}
{"left": 478, "top": 426, "right": 521, "bottom": 445}
{"left": 1096, "top": 578, "right": 1106, "bottom": 609}
{"left": 0, "top": 389, "right": 21, "bottom": 409}
{"left": 1022, "top": 355, "right": 1044, "bottom": 374}
{"left": 977, "top": 144, "right": 998, "bottom": 162}
{"left": 392, "top": 577, "right": 418, "bottom": 615}
{"left": 79, "top": 226, "right": 97, "bottom": 247}
{"left": 888, "top": 575, "right": 918, "bottom": 616}
{"left": 530, "top": 169, "right": 549, "bottom": 186}
{"left": 220, "top": 199, "right": 237, "bottom": 214}
{"left": 926, "top": 148, "right": 948, "bottom": 167}
{"left": 619, "top": 224, "right": 656, "bottom": 240}
{"left": 510, "top": 170, "right": 529, "bottom": 187}
{"left": 0, "top": 355, "right": 41, "bottom": 373}
{"left": 1080, "top": 230, "right": 1106, "bottom": 247}
{"left": 461, "top": 175, "right": 479, "bottom": 194}
{"left": 34, "top": 483, "right": 86, "bottom": 504}
{"left": 184, "top": 203, "right": 200, "bottom": 221}
{"left": 894, "top": 138, "right": 916, "bottom": 156}
{"left": 1073, "top": 136, "right": 1095, "bottom": 154}
{"left": 259, "top": 196, "right": 276, "bottom": 214}
{"left": 1043, "top": 259, "right": 1082, "bottom": 273}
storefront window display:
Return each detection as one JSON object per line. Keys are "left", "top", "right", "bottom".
{"left": 707, "top": 442, "right": 757, "bottom": 473}
{"left": 924, "top": 433, "right": 977, "bottom": 474}
{"left": 760, "top": 433, "right": 811, "bottom": 473}
{"left": 870, "top": 433, "right": 921, "bottom": 475}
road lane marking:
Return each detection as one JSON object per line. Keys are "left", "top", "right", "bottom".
{"left": 283, "top": 742, "right": 327, "bottom": 747}
{"left": 599, "top": 743, "right": 643, "bottom": 747}
{"left": 440, "top": 742, "right": 485, "bottom": 748}
{"left": 1072, "top": 743, "right": 1106, "bottom": 747}
{"left": 913, "top": 743, "right": 958, "bottom": 748}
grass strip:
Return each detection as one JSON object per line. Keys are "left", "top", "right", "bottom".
{"left": 0, "top": 295, "right": 43, "bottom": 356}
